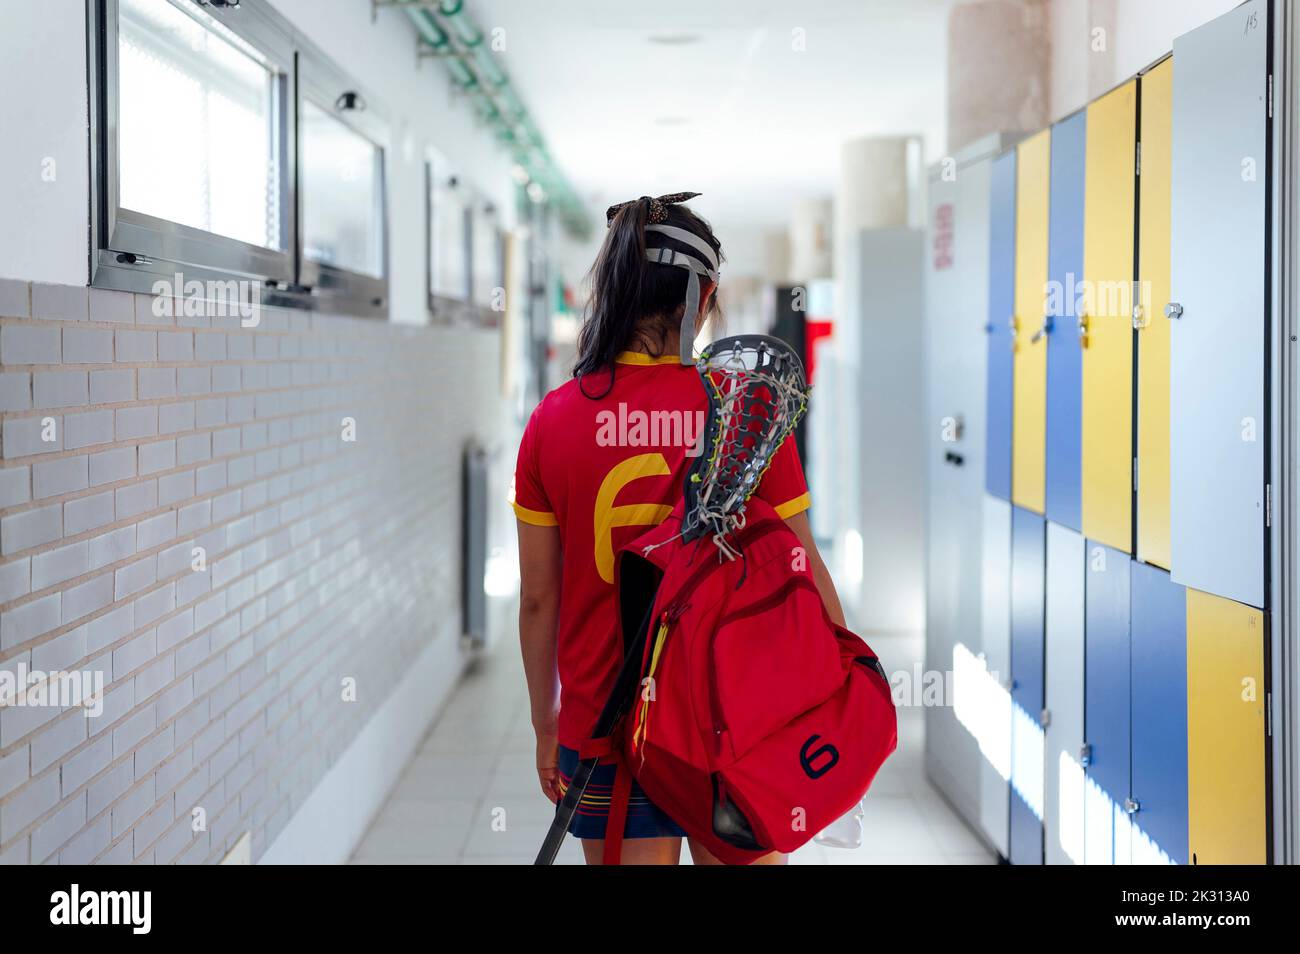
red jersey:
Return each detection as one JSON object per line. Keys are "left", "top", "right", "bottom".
{"left": 511, "top": 350, "right": 811, "bottom": 748}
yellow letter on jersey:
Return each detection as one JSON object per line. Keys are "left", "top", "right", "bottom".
{"left": 594, "top": 453, "right": 674, "bottom": 583}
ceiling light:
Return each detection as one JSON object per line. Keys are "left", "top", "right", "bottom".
{"left": 648, "top": 33, "right": 700, "bottom": 45}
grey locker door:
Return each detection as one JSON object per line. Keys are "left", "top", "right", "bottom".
{"left": 923, "top": 156, "right": 993, "bottom": 821}
{"left": 979, "top": 494, "right": 1013, "bottom": 857}
{"left": 1169, "top": 0, "right": 1269, "bottom": 608}
{"left": 1044, "top": 523, "right": 1085, "bottom": 864}
{"left": 854, "top": 229, "right": 926, "bottom": 629}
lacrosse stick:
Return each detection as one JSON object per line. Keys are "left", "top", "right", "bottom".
{"left": 533, "top": 335, "right": 809, "bottom": 865}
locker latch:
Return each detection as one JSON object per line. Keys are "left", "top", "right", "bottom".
{"left": 1124, "top": 797, "right": 1141, "bottom": 816}
{"left": 1039, "top": 708, "right": 1051, "bottom": 728}
{"left": 1131, "top": 304, "right": 1147, "bottom": 330}
{"left": 1008, "top": 315, "right": 1019, "bottom": 352}
{"left": 1076, "top": 312, "right": 1090, "bottom": 348}
{"left": 1164, "top": 302, "right": 1183, "bottom": 320}
{"left": 1078, "top": 743, "right": 1092, "bottom": 767}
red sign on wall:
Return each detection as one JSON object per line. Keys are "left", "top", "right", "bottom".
{"left": 932, "top": 202, "right": 954, "bottom": 271}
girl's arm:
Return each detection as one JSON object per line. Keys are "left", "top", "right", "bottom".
{"left": 517, "top": 520, "right": 564, "bottom": 802}
{"left": 782, "top": 511, "right": 847, "bottom": 629}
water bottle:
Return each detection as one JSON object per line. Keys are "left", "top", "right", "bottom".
{"left": 814, "top": 799, "right": 865, "bottom": 849}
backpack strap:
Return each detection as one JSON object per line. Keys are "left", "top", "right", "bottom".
{"left": 603, "top": 761, "right": 633, "bottom": 866}
{"left": 577, "top": 735, "right": 632, "bottom": 866}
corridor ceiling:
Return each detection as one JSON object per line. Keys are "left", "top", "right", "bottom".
{"left": 469, "top": 0, "right": 957, "bottom": 231}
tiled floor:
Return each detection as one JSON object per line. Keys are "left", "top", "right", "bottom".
{"left": 350, "top": 631, "right": 996, "bottom": 865}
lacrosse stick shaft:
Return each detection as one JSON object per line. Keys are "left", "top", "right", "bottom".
{"left": 534, "top": 601, "right": 655, "bottom": 865}
{"left": 534, "top": 756, "right": 597, "bottom": 866}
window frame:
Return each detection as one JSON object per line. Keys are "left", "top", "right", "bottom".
{"left": 88, "top": 0, "right": 390, "bottom": 318}
{"left": 469, "top": 194, "right": 505, "bottom": 321}
{"left": 425, "top": 156, "right": 474, "bottom": 323}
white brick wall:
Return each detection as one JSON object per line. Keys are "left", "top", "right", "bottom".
{"left": 0, "top": 279, "right": 502, "bottom": 863}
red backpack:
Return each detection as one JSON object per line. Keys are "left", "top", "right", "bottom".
{"left": 582, "top": 497, "right": 897, "bottom": 865}
{"left": 533, "top": 334, "right": 896, "bottom": 866}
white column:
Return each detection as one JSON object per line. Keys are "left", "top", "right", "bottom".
{"left": 947, "top": 0, "right": 1051, "bottom": 152}
{"left": 760, "top": 229, "right": 791, "bottom": 287}
{"left": 788, "top": 197, "right": 834, "bottom": 282}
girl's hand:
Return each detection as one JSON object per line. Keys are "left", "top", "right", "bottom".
{"left": 535, "top": 729, "right": 561, "bottom": 803}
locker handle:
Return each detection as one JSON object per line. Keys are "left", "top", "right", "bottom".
{"left": 1030, "top": 316, "right": 1053, "bottom": 344}
{"left": 1008, "top": 315, "right": 1019, "bottom": 353}
{"left": 1164, "top": 301, "right": 1183, "bottom": 320}
{"left": 1076, "top": 311, "right": 1090, "bottom": 349}
{"left": 1124, "top": 797, "right": 1141, "bottom": 815}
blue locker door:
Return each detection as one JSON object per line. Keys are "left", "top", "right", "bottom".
{"left": 1045, "top": 111, "right": 1086, "bottom": 530}
{"left": 1044, "top": 523, "right": 1085, "bottom": 864}
{"left": 1009, "top": 506, "right": 1045, "bottom": 864}
{"left": 1129, "top": 561, "right": 1188, "bottom": 864}
{"left": 1010, "top": 784, "right": 1042, "bottom": 868}
{"left": 985, "top": 151, "right": 1017, "bottom": 500}
{"left": 1084, "top": 543, "right": 1131, "bottom": 864}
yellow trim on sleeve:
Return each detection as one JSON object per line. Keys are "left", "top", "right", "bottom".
{"left": 614, "top": 351, "right": 681, "bottom": 366}
{"left": 773, "top": 492, "right": 812, "bottom": 520}
{"left": 512, "top": 501, "right": 559, "bottom": 527}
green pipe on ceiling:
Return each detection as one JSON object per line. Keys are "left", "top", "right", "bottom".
{"left": 406, "top": 9, "right": 476, "bottom": 89}
{"left": 399, "top": 0, "right": 590, "bottom": 238}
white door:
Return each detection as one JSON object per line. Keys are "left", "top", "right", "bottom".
{"left": 1169, "top": 0, "right": 1269, "bottom": 608}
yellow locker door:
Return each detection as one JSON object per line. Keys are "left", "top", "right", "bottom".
{"left": 1081, "top": 80, "right": 1137, "bottom": 553}
{"left": 1186, "top": 589, "right": 1267, "bottom": 864}
{"left": 1137, "top": 59, "right": 1173, "bottom": 570}
{"left": 1012, "top": 130, "right": 1050, "bottom": 514}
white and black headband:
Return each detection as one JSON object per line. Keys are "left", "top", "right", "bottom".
{"left": 606, "top": 193, "right": 720, "bottom": 364}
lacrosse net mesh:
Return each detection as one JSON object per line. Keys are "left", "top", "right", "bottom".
{"left": 681, "top": 335, "right": 810, "bottom": 554}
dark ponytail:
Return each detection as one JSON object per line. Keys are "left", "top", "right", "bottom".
{"left": 573, "top": 198, "right": 724, "bottom": 397}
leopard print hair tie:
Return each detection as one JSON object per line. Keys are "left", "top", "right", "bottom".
{"left": 606, "top": 191, "right": 702, "bottom": 227}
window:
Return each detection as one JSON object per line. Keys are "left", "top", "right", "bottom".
{"left": 300, "top": 101, "right": 383, "bottom": 279}
{"left": 427, "top": 159, "right": 471, "bottom": 318}
{"left": 91, "top": 0, "right": 390, "bottom": 317}
{"left": 117, "top": 0, "right": 280, "bottom": 249}
{"left": 296, "top": 52, "right": 388, "bottom": 312}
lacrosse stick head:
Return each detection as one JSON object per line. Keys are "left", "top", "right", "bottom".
{"left": 682, "top": 334, "right": 810, "bottom": 544}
